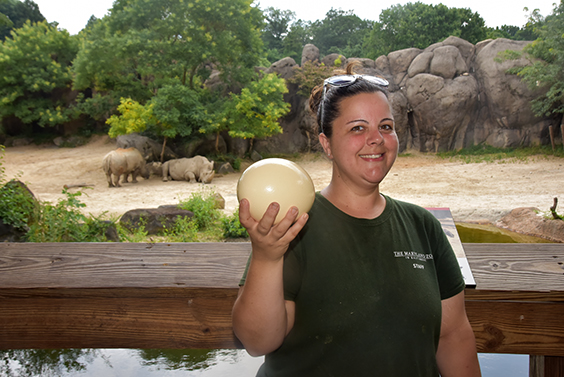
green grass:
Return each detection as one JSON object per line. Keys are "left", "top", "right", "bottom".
{"left": 437, "top": 145, "right": 564, "bottom": 163}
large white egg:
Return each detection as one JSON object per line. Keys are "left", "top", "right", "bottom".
{"left": 237, "top": 158, "right": 315, "bottom": 224}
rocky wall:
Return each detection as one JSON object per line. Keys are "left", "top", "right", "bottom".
{"left": 252, "top": 36, "right": 556, "bottom": 155}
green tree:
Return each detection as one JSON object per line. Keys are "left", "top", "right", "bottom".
{"left": 0, "top": 0, "right": 44, "bottom": 40}
{"left": 149, "top": 84, "right": 208, "bottom": 160}
{"left": 363, "top": 2, "right": 487, "bottom": 58}
{"left": 506, "top": 2, "right": 564, "bottom": 116}
{"left": 282, "top": 19, "right": 312, "bottom": 63}
{"left": 310, "top": 8, "right": 372, "bottom": 57}
{"left": 106, "top": 85, "right": 209, "bottom": 161}
{"left": 0, "top": 21, "right": 79, "bottom": 133}
{"left": 261, "top": 7, "right": 296, "bottom": 63}
{"left": 106, "top": 98, "right": 154, "bottom": 138}
{"left": 73, "top": 0, "right": 264, "bottom": 103}
{"left": 201, "top": 73, "right": 290, "bottom": 150}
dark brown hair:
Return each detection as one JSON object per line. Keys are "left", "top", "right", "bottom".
{"left": 309, "top": 62, "right": 389, "bottom": 137}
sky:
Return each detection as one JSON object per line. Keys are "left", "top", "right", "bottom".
{"left": 33, "top": 0, "right": 559, "bottom": 36}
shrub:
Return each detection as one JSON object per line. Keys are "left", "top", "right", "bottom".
{"left": 0, "top": 146, "right": 37, "bottom": 230}
{"left": 178, "top": 190, "right": 221, "bottom": 230}
{"left": 162, "top": 216, "right": 199, "bottom": 242}
{"left": 26, "top": 189, "right": 114, "bottom": 242}
{"left": 221, "top": 209, "right": 248, "bottom": 239}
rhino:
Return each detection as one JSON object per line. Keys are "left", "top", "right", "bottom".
{"left": 102, "top": 148, "right": 150, "bottom": 187}
{"left": 116, "top": 133, "right": 177, "bottom": 162}
{"left": 162, "top": 156, "right": 215, "bottom": 183}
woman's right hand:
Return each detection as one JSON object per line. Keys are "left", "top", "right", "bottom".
{"left": 238, "top": 198, "right": 309, "bottom": 262}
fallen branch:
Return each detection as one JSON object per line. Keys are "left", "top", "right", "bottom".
{"left": 550, "top": 197, "right": 562, "bottom": 220}
{"left": 63, "top": 183, "right": 95, "bottom": 190}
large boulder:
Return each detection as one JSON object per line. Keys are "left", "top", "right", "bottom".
{"left": 265, "top": 57, "right": 298, "bottom": 80}
{"left": 120, "top": 207, "right": 194, "bottom": 235}
{"left": 301, "top": 44, "right": 320, "bottom": 66}
{"left": 473, "top": 38, "right": 550, "bottom": 148}
{"left": 406, "top": 73, "right": 478, "bottom": 152}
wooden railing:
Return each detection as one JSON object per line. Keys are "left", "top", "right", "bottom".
{"left": 1, "top": 242, "right": 563, "bottom": 376}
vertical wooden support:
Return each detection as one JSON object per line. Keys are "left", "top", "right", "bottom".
{"left": 530, "top": 356, "right": 564, "bottom": 377}
{"left": 549, "top": 125, "right": 556, "bottom": 151}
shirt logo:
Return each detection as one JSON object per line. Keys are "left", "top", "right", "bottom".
{"left": 394, "top": 251, "right": 433, "bottom": 270}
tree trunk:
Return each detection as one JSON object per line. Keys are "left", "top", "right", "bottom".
{"left": 160, "top": 137, "right": 168, "bottom": 163}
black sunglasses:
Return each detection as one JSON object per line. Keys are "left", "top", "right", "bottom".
{"left": 320, "top": 74, "right": 389, "bottom": 133}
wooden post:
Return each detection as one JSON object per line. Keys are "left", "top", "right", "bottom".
{"left": 561, "top": 123, "right": 564, "bottom": 150}
{"left": 530, "top": 355, "right": 564, "bottom": 377}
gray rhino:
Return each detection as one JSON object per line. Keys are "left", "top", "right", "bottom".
{"left": 162, "top": 156, "right": 215, "bottom": 183}
{"left": 102, "top": 148, "right": 150, "bottom": 187}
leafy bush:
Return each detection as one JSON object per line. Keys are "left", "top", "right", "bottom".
{"left": 117, "top": 218, "right": 149, "bottom": 243}
{"left": 221, "top": 209, "right": 248, "bottom": 239}
{"left": 288, "top": 60, "right": 334, "bottom": 97}
{"left": 0, "top": 146, "right": 37, "bottom": 230}
{"left": 178, "top": 190, "right": 222, "bottom": 230}
{"left": 162, "top": 216, "right": 199, "bottom": 242}
{"left": 26, "top": 190, "right": 114, "bottom": 242}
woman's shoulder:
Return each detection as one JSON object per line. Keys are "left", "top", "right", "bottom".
{"left": 383, "top": 195, "right": 440, "bottom": 223}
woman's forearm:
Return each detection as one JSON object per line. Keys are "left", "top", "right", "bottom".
{"left": 232, "top": 256, "right": 291, "bottom": 356}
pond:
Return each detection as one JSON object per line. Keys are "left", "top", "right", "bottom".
{"left": 0, "top": 348, "right": 530, "bottom": 376}
{"left": 1, "top": 223, "right": 552, "bottom": 376}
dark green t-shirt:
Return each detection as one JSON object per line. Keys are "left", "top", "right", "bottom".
{"left": 241, "top": 193, "right": 465, "bottom": 377}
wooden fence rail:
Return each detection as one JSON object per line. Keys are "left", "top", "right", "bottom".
{"left": 1, "top": 242, "right": 563, "bottom": 376}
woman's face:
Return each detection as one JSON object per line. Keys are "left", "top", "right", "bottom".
{"left": 319, "top": 91, "right": 398, "bottom": 190}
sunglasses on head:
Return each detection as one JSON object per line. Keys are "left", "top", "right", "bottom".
{"left": 320, "top": 74, "right": 390, "bottom": 133}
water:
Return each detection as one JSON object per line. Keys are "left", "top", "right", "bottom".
{"left": 0, "top": 348, "right": 528, "bottom": 376}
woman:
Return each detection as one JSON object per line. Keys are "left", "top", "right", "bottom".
{"left": 232, "top": 62, "right": 481, "bottom": 377}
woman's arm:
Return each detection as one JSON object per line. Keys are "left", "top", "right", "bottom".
{"left": 436, "top": 291, "right": 482, "bottom": 376}
{"left": 232, "top": 199, "right": 307, "bottom": 356}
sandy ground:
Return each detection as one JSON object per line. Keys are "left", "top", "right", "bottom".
{"left": 3, "top": 135, "right": 564, "bottom": 223}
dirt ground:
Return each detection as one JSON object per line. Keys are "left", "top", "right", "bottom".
{"left": 3, "top": 134, "right": 564, "bottom": 223}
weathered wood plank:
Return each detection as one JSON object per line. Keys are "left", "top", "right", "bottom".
{"left": 1, "top": 242, "right": 564, "bottom": 354}
{"left": 465, "top": 299, "right": 564, "bottom": 356}
{"left": 0, "top": 287, "right": 241, "bottom": 349}
{"left": 462, "top": 243, "right": 564, "bottom": 292}
{"left": 0, "top": 242, "right": 251, "bottom": 289}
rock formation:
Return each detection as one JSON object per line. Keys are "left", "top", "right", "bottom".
{"left": 253, "top": 36, "right": 554, "bottom": 155}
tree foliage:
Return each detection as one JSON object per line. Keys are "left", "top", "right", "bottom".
{"left": 0, "top": 21, "right": 78, "bottom": 130}
{"left": 363, "top": 2, "right": 486, "bottom": 58}
{"left": 202, "top": 73, "right": 290, "bottom": 142}
{"left": 262, "top": 7, "right": 296, "bottom": 62}
{"left": 506, "top": 1, "right": 564, "bottom": 116}
{"left": 288, "top": 60, "right": 335, "bottom": 97}
{"left": 310, "top": 8, "right": 372, "bottom": 57}
{"left": 106, "top": 98, "right": 154, "bottom": 138}
{"left": 73, "top": 0, "right": 264, "bottom": 101}
{"left": 0, "top": 0, "right": 44, "bottom": 40}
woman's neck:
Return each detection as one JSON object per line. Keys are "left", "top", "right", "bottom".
{"left": 320, "top": 183, "right": 386, "bottom": 219}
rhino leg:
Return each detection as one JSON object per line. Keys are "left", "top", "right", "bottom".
{"left": 185, "top": 172, "right": 196, "bottom": 182}
{"left": 162, "top": 162, "right": 170, "bottom": 182}
{"left": 114, "top": 174, "right": 122, "bottom": 187}
{"left": 106, "top": 172, "right": 115, "bottom": 188}
{"left": 131, "top": 170, "right": 139, "bottom": 183}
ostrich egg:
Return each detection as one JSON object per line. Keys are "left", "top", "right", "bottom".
{"left": 237, "top": 158, "right": 315, "bottom": 224}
